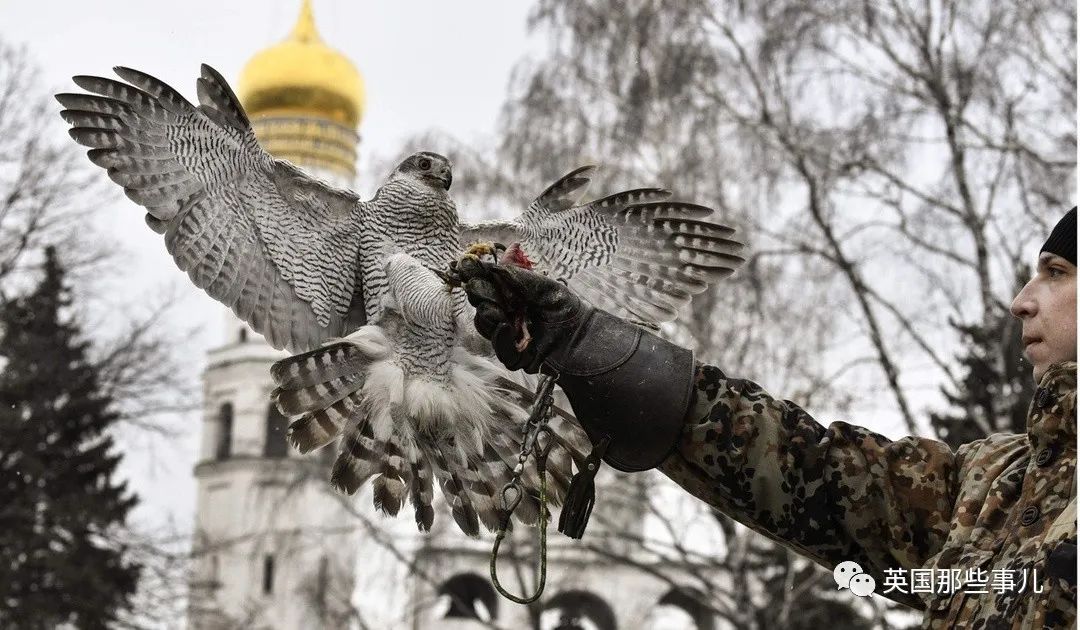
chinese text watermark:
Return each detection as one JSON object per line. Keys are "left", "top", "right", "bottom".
{"left": 834, "top": 562, "right": 1044, "bottom": 597}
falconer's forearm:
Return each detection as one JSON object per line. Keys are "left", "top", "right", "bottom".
{"left": 658, "top": 363, "right": 967, "bottom": 610}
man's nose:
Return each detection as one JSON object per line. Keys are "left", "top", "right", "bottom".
{"left": 1010, "top": 280, "right": 1037, "bottom": 318}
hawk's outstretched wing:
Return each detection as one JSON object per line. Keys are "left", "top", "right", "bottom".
{"left": 58, "top": 65, "right": 370, "bottom": 352}
{"left": 460, "top": 166, "right": 744, "bottom": 325}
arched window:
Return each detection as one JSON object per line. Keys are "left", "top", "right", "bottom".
{"left": 437, "top": 573, "right": 498, "bottom": 622}
{"left": 541, "top": 591, "right": 616, "bottom": 630}
{"left": 262, "top": 554, "right": 275, "bottom": 595}
{"left": 215, "top": 403, "right": 233, "bottom": 460}
{"left": 264, "top": 403, "right": 289, "bottom": 458}
{"left": 648, "top": 588, "right": 715, "bottom": 630}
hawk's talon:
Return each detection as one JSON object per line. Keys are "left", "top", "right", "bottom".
{"left": 465, "top": 243, "right": 497, "bottom": 258}
{"left": 436, "top": 260, "right": 466, "bottom": 287}
{"left": 465, "top": 242, "right": 508, "bottom": 265}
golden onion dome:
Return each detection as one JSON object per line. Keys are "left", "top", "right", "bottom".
{"left": 237, "top": 0, "right": 365, "bottom": 129}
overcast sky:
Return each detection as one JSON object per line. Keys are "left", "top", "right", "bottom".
{"left": 1, "top": 0, "right": 539, "bottom": 532}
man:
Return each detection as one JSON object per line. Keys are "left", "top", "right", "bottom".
{"left": 457, "top": 208, "right": 1077, "bottom": 629}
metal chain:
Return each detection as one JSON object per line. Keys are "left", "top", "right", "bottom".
{"left": 489, "top": 372, "right": 558, "bottom": 604}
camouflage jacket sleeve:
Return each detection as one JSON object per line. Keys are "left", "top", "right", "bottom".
{"left": 658, "top": 363, "right": 964, "bottom": 610}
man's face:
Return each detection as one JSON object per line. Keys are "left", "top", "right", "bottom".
{"left": 1010, "top": 253, "right": 1077, "bottom": 382}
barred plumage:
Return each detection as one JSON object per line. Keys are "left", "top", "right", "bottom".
{"left": 60, "top": 64, "right": 744, "bottom": 536}
{"left": 461, "top": 171, "right": 744, "bottom": 324}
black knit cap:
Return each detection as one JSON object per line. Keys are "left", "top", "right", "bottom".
{"left": 1041, "top": 206, "right": 1076, "bottom": 265}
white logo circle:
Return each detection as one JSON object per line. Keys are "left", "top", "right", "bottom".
{"left": 833, "top": 560, "right": 863, "bottom": 589}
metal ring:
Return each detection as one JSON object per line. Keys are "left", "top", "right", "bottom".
{"left": 534, "top": 425, "right": 555, "bottom": 461}
{"left": 500, "top": 483, "right": 522, "bottom": 512}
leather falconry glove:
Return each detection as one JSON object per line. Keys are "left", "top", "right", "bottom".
{"left": 456, "top": 256, "right": 695, "bottom": 473}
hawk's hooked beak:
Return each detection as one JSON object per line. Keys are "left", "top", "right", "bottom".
{"left": 440, "top": 170, "right": 452, "bottom": 190}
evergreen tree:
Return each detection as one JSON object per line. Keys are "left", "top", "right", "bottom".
{"left": 0, "top": 247, "right": 140, "bottom": 629}
{"left": 930, "top": 267, "right": 1035, "bottom": 449}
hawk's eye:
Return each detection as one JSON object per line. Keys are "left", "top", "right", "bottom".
{"left": 418, "top": 158, "right": 432, "bottom": 170}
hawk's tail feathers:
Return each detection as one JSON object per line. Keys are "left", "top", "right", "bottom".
{"left": 271, "top": 337, "right": 388, "bottom": 389}
{"left": 371, "top": 468, "right": 406, "bottom": 518}
{"left": 426, "top": 446, "right": 481, "bottom": 538}
{"left": 272, "top": 333, "right": 391, "bottom": 454}
{"left": 371, "top": 440, "right": 409, "bottom": 517}
{"left": 285, "top": 395, "right": 358, "bottom": 454}
{"left": 461, "top": 459, "right": 501, "bottom": 532}
{"left": 330, "top": 424, "right": 380, "bottom": 495}
{"left": 372, "top": 473, "right": 406, "bottom": 517}
{"left": 409, "top": 458, "right": 436, "bottom": 532}
{"left": 273, "top": 374, "right": 364, "bottom": 417}
{"left": 543, "top": 447, "right": 575, "bottom": 506}
{"left": 486, "top": 373, "right": 592, "bottom": 509}
{"left": 272, "top": 325, "right": 593, "bottom": 537}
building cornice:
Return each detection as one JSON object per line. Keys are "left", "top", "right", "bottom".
{"left": 194, "top": 455, "right": 324, "bottom": 479}
{"left": 206, "top": 342, "right": 289, "bottom": 371}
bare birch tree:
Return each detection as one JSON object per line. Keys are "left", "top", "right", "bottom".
{"left": 498, "top": 0, "right": 1074, "bottom": 432}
